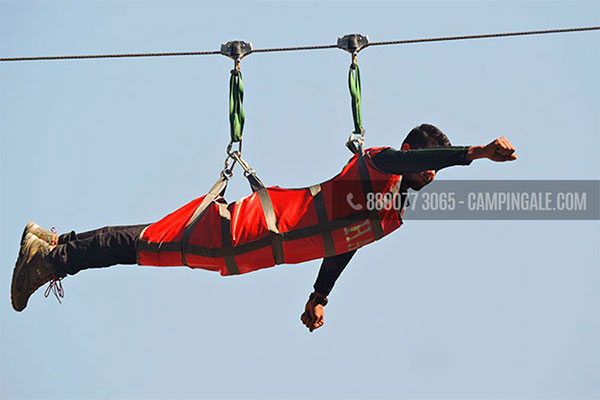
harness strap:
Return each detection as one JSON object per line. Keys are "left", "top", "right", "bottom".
{"left": 310, "top": 184, "right": 336, "bottom": 257}
{"left": 349, "top": 63, "right": 362, "bottom": 137}
{"left": 181, "top": 175, "right": 228, "bottom": 266}
{"left": 356, "top": 153, "right": 384, "bottom": 240}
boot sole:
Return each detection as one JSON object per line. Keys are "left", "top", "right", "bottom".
{"left": 12, "top": 255, "right": 27, "bottom": 312}
{"left": 11, "top": 232, "right": 37, "bottom": 312}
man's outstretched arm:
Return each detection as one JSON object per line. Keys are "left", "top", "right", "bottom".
{"left": 300, "top": 251, "right": 356, "bottom": 332}
{"left": 373, "top": 146, "right": 472, "bottom": 173}
{"left": 372, "top": 137, "right": 517, "bottom": 174}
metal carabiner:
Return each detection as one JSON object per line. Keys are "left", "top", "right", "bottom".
{"left": 220, "top": 168, "right": 233, "bottom": 180}
{"left": 221, "top": 143, "right": 238, "bottom": 179}
{"left": 346, "top": 128, "right": 365, "bottom": 154}
{"left": 230, "top": 150, "right": 254, "bottom": 176}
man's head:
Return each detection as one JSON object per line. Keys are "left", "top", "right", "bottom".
{"left": 401, "top": 124, "right": 451, "bottom": 190}
{"left": 402, "top": 123, "right": 451, "bottom": 149}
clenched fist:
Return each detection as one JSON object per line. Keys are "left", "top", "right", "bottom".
{"left": 300, "top": 299, "right": 325, "bottom": 332}
{"left": 469, "top": 137, "right": 517, "bottom": 162}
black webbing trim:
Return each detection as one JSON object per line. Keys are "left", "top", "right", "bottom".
{"left": 282, "top": 211, "right": 369, "bottom": 240}
{"left": 271, "top": 236, "right": 285, "bottom": 265}
{"left": 138, "top": 240, "right": 182, "bottom": 253}
{"left": 187, "top": 235, "right": 271, "bottom": 257}
{"left": 181, "top": 176, "right": 228, "bottom": 266}
{"left": 217, "top": 202, "right": 240, "bottom": 275}
{"left": 138, "top": 210, "right": 372, "bottom": 259}
{"left": 309, "top": 184, "right": 336, "bottom": 257}
{"left": 357, "top": 154, "right": 385, "bottom": 240}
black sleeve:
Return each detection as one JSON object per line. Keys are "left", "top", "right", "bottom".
{"left": 313, "top": 250, "right": 356, "bottom": 296}
{"left": 371, "top": 146, "right": 472, "bottom": 174}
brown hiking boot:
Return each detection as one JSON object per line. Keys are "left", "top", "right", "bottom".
{"left": 21, "top": 221, "right": 58, "bottom": 246}
{"left": 11, "top": 233, "right": 66, "bottom": 312}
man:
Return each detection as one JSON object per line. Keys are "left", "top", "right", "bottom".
{"left": 11, "top": 124, "right": 516, "bottom": 333}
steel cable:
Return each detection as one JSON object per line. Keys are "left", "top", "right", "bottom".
{"left": 1, "top": 26, "right": 598, "bottom": 62}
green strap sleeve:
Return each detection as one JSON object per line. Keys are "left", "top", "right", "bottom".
{"left": 348, "top": 63, "right": 362, "bottom": 134}
{"left": 229, "top": 70, "right": 245, "bottom": 142}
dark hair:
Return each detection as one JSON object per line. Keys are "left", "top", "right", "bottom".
{"left": 402, "top": 124, "right": 451, "bottom": 149}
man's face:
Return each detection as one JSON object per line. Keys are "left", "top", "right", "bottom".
{"left": 403, "top": 169, "right": 436, "bottom": 191}
{"left": 401, "top": 142, "right": 437, "bottom": 191}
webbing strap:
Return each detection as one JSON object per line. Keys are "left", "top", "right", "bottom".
{"left": 309, "top": 184, "right": 336, "bottom": 257}
{"left": 217, "top": 202, "right": 240, "bottom": 275}
{"left": 345, "top": 62, "right": 366, "bottom": 155}
{"left": 255, "top": 188, "right": 279, "bottom": 234}
{"left": 271, "top": 236, "right": 284, "bottom": 265}
{"left": 349, "top": 63, "right": 362, "bottom": 136}
{"left": 391, "top": 176, "right": 405, "bottom": 223}
{"left": 181, "top": 175, "right": 228, "bottom": 266}
{"left": 255, "top": 188, "right": 285, "bottom": 264}
{"left": 246, "top": 172, "right": 265, "bottom": 192}
{"left": 356, "top": 154, "right": 384, "bottom": 240}
{"left": 229, "top": 70, "right": 245, "bottom": 142}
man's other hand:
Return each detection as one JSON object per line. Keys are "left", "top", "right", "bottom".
{"left": 469, "top": 137, "right": 517, "bottom": 162}
{"left": 300, "top": 299, "right": 324, "bottom": 332}
{"left": 483, "top": 137, "right": 517, "bottom": 161}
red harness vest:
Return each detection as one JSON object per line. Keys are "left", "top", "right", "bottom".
{"left": 137, "top": 147, "right": 403, "bottom": 275}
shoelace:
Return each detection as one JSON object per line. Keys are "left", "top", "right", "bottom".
{"left": 42, "top": 227, "right": 64, "bottom": 304}
{"left": 44, "top": 277, "right": 64, "bottom": 304}
{"left": 50, "top": 226, "right": 59, "bottom": 246}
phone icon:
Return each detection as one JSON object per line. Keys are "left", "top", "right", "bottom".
{"left": 346, "top": 193, "right": 363, "bottom": 211}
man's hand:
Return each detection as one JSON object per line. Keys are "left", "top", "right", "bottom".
{"left": 300, "top": 299, "right": 325, "bottom": 332}
{"left": 469, "top": 137, "right": 517, "bottom": 162}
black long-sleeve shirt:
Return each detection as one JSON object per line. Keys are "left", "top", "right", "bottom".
{"left": 313, "top": 146, "right": 472, "bottom": 296}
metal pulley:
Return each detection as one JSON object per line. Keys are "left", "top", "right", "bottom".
{"left": 220, "top": 40, "right": 253, "bottom": 68}
{"left": 337, "top": 34, "right": 370, "bottom": 60}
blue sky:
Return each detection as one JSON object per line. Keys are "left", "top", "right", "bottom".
{"left": 1, "top": 1, "right": 599, "bottom": 399}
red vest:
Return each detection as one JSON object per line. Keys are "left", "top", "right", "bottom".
{"left": 137, "top": 147, "right": 403, "bottom": 275}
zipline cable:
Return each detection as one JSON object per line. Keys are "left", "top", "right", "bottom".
{"left": 0, "top": 50, "right": 221, "bottom": 62}
{"left": 368, "top": 26, "right": 600, "bottom": 46}
{"left": 1, "top": 26, "right": 598, "bottom": 62}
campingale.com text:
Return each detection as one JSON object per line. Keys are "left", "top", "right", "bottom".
{"left": 363, "top": 191, "right": 587, "bottom": 212}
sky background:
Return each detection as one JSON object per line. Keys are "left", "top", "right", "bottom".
{"left": 1, "top": 1, "right": 599, "bottom": 399}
